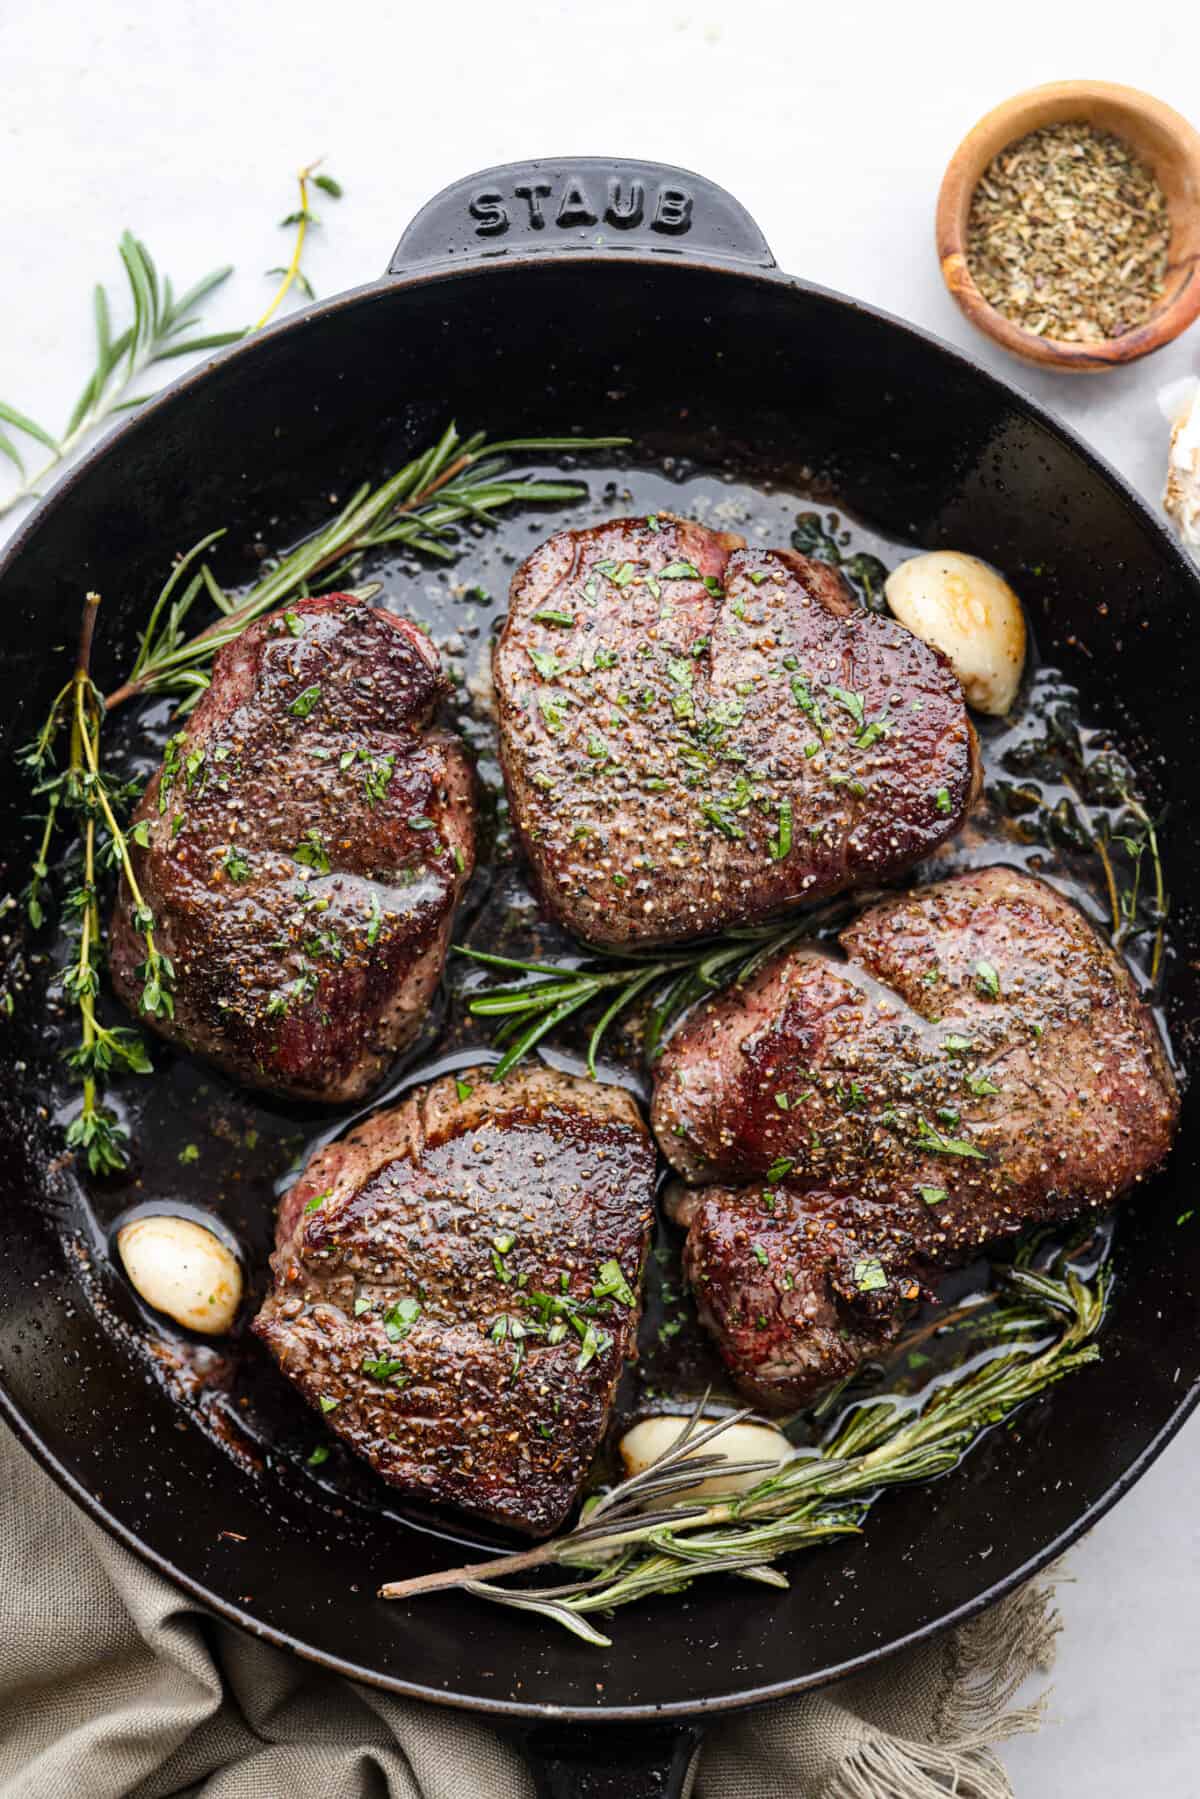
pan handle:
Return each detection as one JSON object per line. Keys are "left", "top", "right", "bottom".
{"left": 387, "top": 158, "right": 775, "bottom": 273}
{"left": 518, "top": 1720, "right": 703, "bottom": 1798}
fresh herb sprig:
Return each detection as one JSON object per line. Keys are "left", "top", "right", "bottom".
{"left": 0, "top": 236, "right": 240, "bottom": 518}
{"left": 107, "top": 426, "right": 627, "bottom": 711}
{"left": 458, "top": 920, "right": 810, "bottom": 1079}
{"left": 996, "top": 759, "right": 1167, "bottom": 985}
{"left": 257, "top": 159, "right": 344, "bottom": 328}
{"left": 20, "top": 428, "right": 625, "bottom": 1173}
{"left": 18, "top": 595, "right": 171, "bottom": 1173}
{"left": 380, "top": 1259, "right": 1107, "bottom": 1644}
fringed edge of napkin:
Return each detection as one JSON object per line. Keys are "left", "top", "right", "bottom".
{"left": 821, "top": 1576, "right": 1062, "bottom": 1799}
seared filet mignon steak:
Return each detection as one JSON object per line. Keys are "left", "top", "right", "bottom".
{"left": 253, "top": 1065, "right": 657, "bottom": 1535}
{"left": 494, "top": 516, "right": 980, "bottom": 949}
{"left": 110, "top": 596, "right": 474, "bottom": 1102}
{"left": 653, "top": 868, "right": 1178, "bottom": 1406}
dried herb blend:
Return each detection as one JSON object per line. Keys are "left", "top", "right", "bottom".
{"left": 966, "top": 121, "right": 1170, "bottom": 342}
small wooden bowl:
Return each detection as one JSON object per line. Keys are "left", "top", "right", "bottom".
{"left": 937, "top": 81, "right": 1200, "bottom": 372}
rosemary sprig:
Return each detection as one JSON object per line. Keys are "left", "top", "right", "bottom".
{"left": 257, "top": 160, "right": 344, "bottom": 328}
{"left": 380, "top": 1260, "right": 1107, "bottom": 1644}
{"left": 106, "top": 426, "right": 627, "bottom": 710}
{"left": 19, "top": 595, "right": 171, "bottom": 1174}
{"left": 459, "top": 920, "right": 810, "bottom": 1078}
{"left": 0, "top": 235, "right": 240, "bottom": 518}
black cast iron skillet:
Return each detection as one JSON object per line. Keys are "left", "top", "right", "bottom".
{"left": 1, "top": 160, "right": 1198, "bottom": 1797}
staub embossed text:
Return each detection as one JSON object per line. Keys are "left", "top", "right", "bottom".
{"left": 468, "top": 174, "right": 693, "bottom": 239}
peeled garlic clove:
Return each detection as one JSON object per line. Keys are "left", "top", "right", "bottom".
{"left": 117, "top": 1214, "right": 242, "bottom": 1335}
{"left": 884, "top": 550, "right": 1026, "bottom": 717}
{"left": 1163, "top": 380, "right": 1200, "bottom": 552}
{"left": 619, "top": 1415, "right": 790, "bottom": 1499}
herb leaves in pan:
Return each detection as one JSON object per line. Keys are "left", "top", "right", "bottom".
{"left": 19, "top": 426, "right": 627, "bottom": 1171}
{"left": 458, "top": 921, "right": 812, "bottom": 1078}
{"left": 381, "top": 1254, "right": 1107, "bottom": 1645}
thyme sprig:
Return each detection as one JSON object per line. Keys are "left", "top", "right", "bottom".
{"left": 19, "top": 595, "right": 172, "bottom": 1174}
{"left": 256, "top": 160, "right": 344, "bottom": 329}
{"left": 107, "top": 426, "right": 627, "bottom": 711}
{"left": 0, "top": 235, "right": 240, "bottom": 518}
{"left": 380, "top": 1259, "right": 1107, "bottom": 1644}
{"left": 459, "top": 920, "right": 810, "bottom": 1079}
{"left": 20, "top": 428, "right": 625, "bottom": 1173}
{"left": 997, "top": 762, "right": 1167, "bottom": 984}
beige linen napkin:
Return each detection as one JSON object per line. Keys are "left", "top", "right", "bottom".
{"left": 0, "top": 1425, "right": 1057, "bottom": 1799}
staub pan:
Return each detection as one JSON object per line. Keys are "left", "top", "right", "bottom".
{"left": 1, "top": 161, "right": 1198, "bottom": 1795}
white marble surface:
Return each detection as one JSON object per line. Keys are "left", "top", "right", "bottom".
{"left": 2, "top": 2, "right": 1198, "bottom": 1791}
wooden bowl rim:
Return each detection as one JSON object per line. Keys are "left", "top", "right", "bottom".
{"left": 936, "top": 80, "right": 1200, "bottom": 371}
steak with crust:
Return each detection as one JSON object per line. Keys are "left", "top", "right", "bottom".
{"left": 110, "top": 595, "right": 474, "bottom": 1102}
{"left": 495, "top": 516, "right": 980, "bottom": 948}
{"left": 253, "top": 1065, "right": 657, "bottom": 1535}
{"left": 653, "top": 868, "right": 1178, "bottom": 1407}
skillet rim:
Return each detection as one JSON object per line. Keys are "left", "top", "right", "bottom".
{"left": 1, "top": 248, "right": 1198, "bottom": 1722}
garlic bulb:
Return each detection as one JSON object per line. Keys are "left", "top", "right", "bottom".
{"left": 117, "top": 1214, "right": 242, "bottom": 1335}
{"left": 619, "top": 1415, "right": 790, "bottom": 1499}
{"left": 884, "top": 551, "right": 1026, "bottom": 716}
{"left": 1161, "top": 377, "right": 1200, "bottom": 551}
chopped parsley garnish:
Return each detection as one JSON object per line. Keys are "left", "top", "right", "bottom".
{"left": 826, "top": 685, "right": 865, "bottom": 728}
{"left": 854, "top": 1258, "right": 887, "bottom": 1293}
{"left": 455, "top": 1078, "right": 473, "bottom": 1102}
{"left": 284, "top": 610, "right": 305, "bottom": 636}
{"left": 769, "top": 797, "right": 793, "bottom": 862}
{"left": 918, "top": 1185, "right": 947, "bottom": 1206}
{"left": 596, "top": 559, "right": 636, "bottom": 587}
{"left": 407, "top": 814, "right": 435, "bottom": 832}
{"left": 363, "top": 754, "right": 395, "bottom": 807}
{"left": 536, "top": 690, "right": 570, "bottom": 733}
{"left": 752, "top": 1243, "right": 770, "bottom": 1267}
{"left": 384, "top": 1296, "right": 421, "bottom": 1340}
{"left": 855, "top": 718, "right": 889, "bottom": 750}
{"left": 575, "top": 1321, "right": 612, "bottom": 1370}
{"left": 941, "top": 1034, "right": 974, "bottom": 1053}
{"left": 658, "top": 560, "right": 700, "bottom": 580}
{"left": 974, "top": 960, "right": 1001, "bottom": 999}
{"left": 304, "top": 1188, "right": 332, "bottom": 1214}
{"left": 353, "top": 1296, "right": 371, "bottom": 1317}
{"left": 765, "top": 1156, "right": 795, "bottom": 1182}
{"left": 594, "top": 647, "right": 619, "bottom": 670}
{"left": 935, "top": 787, "right": 952, "bottom": 815}
{"left": 293, "top": 829, "right": 331, "bottom": 874}
{"left": 178, "top": 1143, "right": 200, "bottom": 1165}
{"left": 592, "top": 1258, "right": 636, "bottom": 1307}
{"left": 306, "top": 1444, "right": 330, "bottom": 1466}
{"left": 914, "top": 1116, "right": 987, "bottom": 1159}
{"left": 288, "top": 684, "right": 322, "bottom": 718}
{"left": 532, "top": 609, "right": 575, "bottom": 627}
{"left": 965, "top": 1070, "right": 1000, "bottom": 1097}
{"left": 222, "top": 846, "right": 252, "bottom": 882}
{"left": 361, "top": 1354, "right": 406, "bottom": 1381}
{"left": 790, "top": 674, "right": 829, "bottom": 739}
{"left": 366, "top": 891, "right": 383, "bottom": 947}
{"left": 318, "top": 1395, "right": 339, "bottom": 1413}
{"left": 528, "top": 647, "right": 562, "bottom": 678}
{"left": 700, "top": 801, "right": 745, "bottom": 840}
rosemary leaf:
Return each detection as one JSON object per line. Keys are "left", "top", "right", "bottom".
{"left": 380, "top": 1259, "right": 1108, "bottom": 1638}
